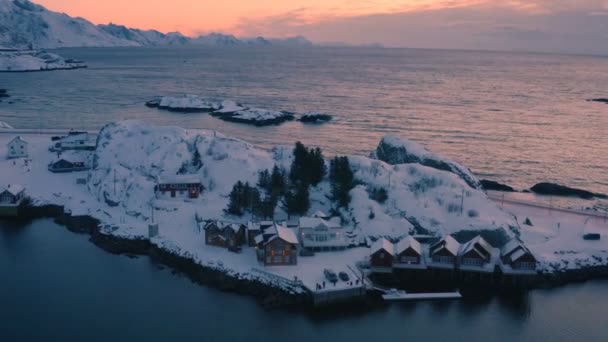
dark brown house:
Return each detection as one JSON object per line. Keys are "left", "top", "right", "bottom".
{"left": 459, "top": 235, "right": 493, "bottom": 267}
{"left": 257, "top": 224, "right": 299, "bottom": 266}
{"left": 204, "top": 221, "right": 246, "bottom": 248}
{"left": 501, "top": 239, "right": 537, "bottom": 271}
{"left": 370, "top": 238, "right": 394, "bottom": 268}
{"left": 395, "top": 236, "right": 422, "bottom": 264}
{"left": 429, "top": 235, "right": 460, "bottom": 266}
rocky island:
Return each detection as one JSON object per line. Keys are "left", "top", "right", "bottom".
{"left": 0, "top": 50, "right": 87, "bottom": 72}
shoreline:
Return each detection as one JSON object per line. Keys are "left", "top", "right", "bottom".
{"left": 6, "top": 203, "right": 608, "bottom": 310}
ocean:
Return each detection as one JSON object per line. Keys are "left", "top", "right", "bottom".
{"left": 1, "top": 46, "right": 606, "bottom": 198}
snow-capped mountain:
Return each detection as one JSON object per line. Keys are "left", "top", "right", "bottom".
{"left": 0, "top": 0, "right": 315, "bottom": 49}
{"left": 0, "top": 0, "right": 137, "bottom": 49}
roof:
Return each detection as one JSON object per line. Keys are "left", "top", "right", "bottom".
{"left": 59, "top": 133, "right": 89, "bottom": 143}
{"left": 430, "top": 235, "right": 460, "bottom": 256}
{"left": 371, "top": 238, "right": 394, "bottom": 256}
{"left": 460, "top": 236, "right": 493, "bottom": 258}
{"left": 275, "top": 224, "right": 299, "bottom": 245}
{"left": 158, "top": 174, "right": 201, "bottom": 184}
{"left": 501, "top": 239, "right": 535, "bottom": 262}
{"left": 395, "top": 236, "right": 422, "bottom": 255}
{"left": 501, "top": 239, "right": 522, "bottom": 256}
{"left": 203, "top": 221, "right": 243, "bottom": 233}
{"left": 312, "top": 210, "right": 329, "bottom": 218}
{"left": 299, "top": 217, "right": 341, "bottom": 229}
{"left": 8, "top": 136, "right": 27, "bottom": 146}
{"left": 0, "top": 184, "right": 24, "bottom": 196}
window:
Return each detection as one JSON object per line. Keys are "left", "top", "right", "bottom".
{"left": 400, "top": 256, "right": 418, "bottom": 264}
{"left": 462, "top": 258, "right": 483, "bottom": 266}
{"left": 433, "top": 255, "right": 453, "bottom": 264}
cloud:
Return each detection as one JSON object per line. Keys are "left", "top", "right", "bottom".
{"left": 231, "top": 0, "right": 608, "bottom": 54}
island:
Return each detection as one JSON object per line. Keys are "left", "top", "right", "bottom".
{"left": 0, "top": 50, "right": 87, "bottom": 72}
{"left": 1, "top": 121, "right": 606, "bottom": 308}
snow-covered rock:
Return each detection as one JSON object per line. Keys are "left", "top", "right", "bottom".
{"left": 157, "top": 95, "right": 220, "bottom": 112}
{"left": 299, "top": 111, "right": 332, "bottom": 123}
{"left": 214, "top": 107, "right": 295, "bottom": 126}
{"left": 372, "top": 136, "right": 481, "bottom": 190}
{"left": 0, "top": 50, "right": 86, "bottom": 72}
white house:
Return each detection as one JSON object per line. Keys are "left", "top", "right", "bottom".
{"left": 50, "top": 132, "right": 96, "bottom": 152}
{"left": 7, "top": 136, "right": 27, "bottom": 158}
{"left": 298, "top": 215, "right": 348, "bottom": 251}
{"left": 0, "top": 184, "right": 25, "bottom": 205}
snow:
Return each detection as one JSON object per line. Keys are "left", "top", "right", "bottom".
{"left": 371, "top": 238, "right": 394, "bottom": 255}
{"left": 275, "top": 224, "right": 299, "bottom": 245}
{"left": 0, "top": 183, "right": 24, "bottom": 196}
{"left": 460, "top": 235, "right": 492, "bottom": 257}
{"left": 0, "top": 50, "right": 86, "bottom": 72}
{"left": 226, "top": 108, "right": 292, "bottom": 122}
{"left": 215, "top": 100, "right": 246, "bottom": 113}
{"left": 0, "top": 121, "right": 14, "bottom": 129}
{"left": 299, "top": 217, "right": 341, "bottom": 229}
{"left": 431, "top": 235, "right": 460, "bottom": 256}
{"left": 395, "top": 236, "right": 422, "bottom": 255}
{"left": 158, "top": 174, "right": 201, "bottom": 184}
{"left": 1, "top": 120, "right": 605, "bottom": 294}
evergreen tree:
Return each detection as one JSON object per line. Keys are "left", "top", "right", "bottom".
{"left": 309, "top": 147, "right": 326, "bottom": 185}
{"left": 329, "top": 156, "right": 355, "bottom": 208}
{"left": 270, "top": 165, "right": 287, "bottom": 197}
{"left": 290, "top": 141, "right": 309, "bottom": 184}
{"left": 225, "top": 181, "right": 245, "bottom": 216}
{"left": 257, "top": 169, "right": 271, "bottom": 191}
{"left": 283, "top": 183, "right": 310, "bottom": 216}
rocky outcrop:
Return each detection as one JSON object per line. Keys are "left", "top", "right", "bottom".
{"left": 530, "top": 182, "right": 606, "bottom": 199}
{"left": 588, "top": 98, "right": 608, "bottom": 104}
{"left": 372, "top": 136, "right": 481, "bottom": 189}
{"left": 299, "top": 112, "right": 332, "bottom": 123}
{"left": 480, "top": 179, "right": 515, "bottom": 192}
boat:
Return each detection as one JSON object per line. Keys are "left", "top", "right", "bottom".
{"left": 382, "top": 288, "right": 462, "bottom": 301}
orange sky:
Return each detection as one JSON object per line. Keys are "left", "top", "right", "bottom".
{"left": 35, "top": 0, "right": 481, "bottom": 36}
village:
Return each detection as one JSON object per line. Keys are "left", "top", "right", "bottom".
{"left": 0, "top": 122, "right": 605, "bottom": 306}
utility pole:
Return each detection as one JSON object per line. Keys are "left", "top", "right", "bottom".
{"left": 113, "top": 169, "right": 117, "bottom": 196}
{"left": 460, "top": 189, "right": 465, "bottom": 216}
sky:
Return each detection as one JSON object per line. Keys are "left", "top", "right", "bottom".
{"left": 36, "top": 0, "right": 608, "bottom": 54}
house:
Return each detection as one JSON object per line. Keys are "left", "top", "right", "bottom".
{"left": 247, "top": 220, "right": 274, "bottom": 247}
{"left": 7, "top": 136, "right": 27, "bottom": 158}
{"left": 203, "top": 221, "right": 246, "bottom": 248}
{"left": 459, "top": 235, "right": 493, "bottom": 268}
{"left": 500, "top": 239, "right": 537, "bottom": 273}
{"left": 370, "top": 238, "right": 395, "bottom": 269}
{"left": 0, "top": 184, "right": 25, "bottom": 205}
{"left": 50, "top": 132, "right": 96, "bottom": 152}
{"left": 257, "top": 223, "right": 299, "bottom": 266}
{"left": 155, "top": 174, "right": 203, "bottom": 199}
{"left": 394, "top": 236, "right": 424, "bottom": 268}
{"left": 429, "top": 235, "right": 460, "bottom": 268}
{"left": 47, "top": 158, "right": 89, "bottom": 173}
{"left": 298, "top": 215, "right": 347, "bottom": 251}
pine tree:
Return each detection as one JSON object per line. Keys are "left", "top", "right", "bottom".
{"left": 270, "top": 165, "right": 287, "bottom": 197}
{"left": 309, "top": 147, "right": 326, "bottom": 185}
{"left": 257, "top": 169, "right": 271, "bottom": 191}
{"left": 330, "top": 156, "right": 355, "bottom": 208}
{"left": 283, "top": 183, "right": 310, "bottom": 216}
{"left": 225, "top": 181, "right": 245, "bottom": 216}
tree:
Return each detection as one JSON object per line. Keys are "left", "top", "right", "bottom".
{"left": 283, "top": 183, "right": 310, "bottom": 216}
{"left": 330, "top": 156, "right": 355, "bottom": 208}
{"left": 289, "top": 142, "right": 326, "bottom": 186}
{"left": 269, "top": 165, "right": 287, "bottom": 197}
{"left": 225, "top": 181, "right": 245, "bottom": 216}
{"left": 309, "top": 147, "right": 326, "bottom": 185}
{"left": 257, "top": 169, "right": 271, "bottom": 191}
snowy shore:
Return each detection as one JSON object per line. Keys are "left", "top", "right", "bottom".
{"left": 0, "top": 50, "right": 86, "bottom": 72}
{"left": 1, "top": 121, "right": 607, "bottom": 306}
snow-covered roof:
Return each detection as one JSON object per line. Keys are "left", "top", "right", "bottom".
{"left": 8, "top": 136, "right": 27, "bottom": 146}
{"left": 371, "top": 238, "right": 395, "bottom": 256}
{"left": 430, "top": 235, "right": 460, "bottom": 256}
{"left": 460, "top": 236, "right": 492, "bottom": 259}
{"left": 158, "top": 174, "right": 201, "bottom": 184}
{"left": 275, "top": 224, "right": 299, "bottom": 245}
{"left": 395, "top": 236, "right": 422, "bottom": 255}
{"left": 501, "top": 239, "right": 535, "bottom": 262}
{"left": 299, "top": 217, "right": 341, "bottom": 229}
{"left": 501, "top": 239, "right": 522, "bottom": 256}
{"left": 59, "top": 133, "right": 88, "bottom": 143}
{"left": 0, "top": 184, "right": 24, "bottom": 196}
{"left": 312, "top": 210, "right": 329, "bottom": 219}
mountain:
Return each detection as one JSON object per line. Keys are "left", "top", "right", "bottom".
{"left": 0, "top": 0, "right": 315, "bottom": 49}
{"left": 0, "top": 0, "right": 136, "bottom": 49}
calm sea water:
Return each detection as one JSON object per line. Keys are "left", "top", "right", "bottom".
{"left": 1, "top": 47, "right": 607, "bottom": 197}
{"left": 1, "top": 219, "right": 608, "bottom": 341}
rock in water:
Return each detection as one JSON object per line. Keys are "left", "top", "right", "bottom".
{"left": 480, "top": 180, "right": 515, "bottom": 192}
{"left": 588, "top": 98, "right": 608, "bottom": 104}
{"left": 530, "top": 182, "right": 605, "bottom": 199}
{"left": 299, "top": 112, "right": 332, "bottom": 123}
{"left": 372, "top": 136, "right": 481, "bottom": 190}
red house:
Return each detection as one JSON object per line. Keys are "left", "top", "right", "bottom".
{"left": 156, "top": 174, "right": 203, "bottom": 199}
{"left": 394, "top": 236, "right": 422, "bottom": 265}
{"left": 257, "top": 224, "right": 299, "bottom": 266}
{"left": 501, "top": 239, "right": 537, "bottom": 271}
{"left": 370, "top": 238, "right": 395, "bottom": 268}
{"left": 429, "top": 235, "right": 460, "bottom": 267}
{"left": 459, "top": 235, "right": 493, "bottom": 267}
{"left": 203, "top": 221, "right": 246, "bottom": 248}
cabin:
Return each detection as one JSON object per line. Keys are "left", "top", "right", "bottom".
{"left": 257, "top": 224, "right": 299, "bottom": 266}
{"left": 429, "top": 235, "right": 460, "bottom": 268}
{"left": 155, "top": 174, "right": 203, "bottom": 199}
{"left": 459, "top": 235, "right": 493, "bottom": 268}
{"left": 394, "top": 236, "right": 423, "bottom": 266}
{"left": 298, "top": 215, "right": 347, "bottom": 251}
{"left": 0, "top": 184, "right": 25, "bottom": 205}
{"left": 47, "top": 158, "right": 89, "bottom": 173}
{"left": 370, "top": 238, "right": 395, "bottom": 269}
{"left": 247, "top": 221, "right": 274, "bottom": 247}
{"left": 203, "top": 221, "right": 246, "bottom": 248}
{"left": 500, "top": 239, "right": 537, "bottom": 272}
{"left": 50, "top": 132, "right": 96, "bottom": 152}
{"left": 7, "top": 136, "right": 28, "bottom": 159}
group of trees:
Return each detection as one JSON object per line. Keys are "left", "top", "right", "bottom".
{"left": 225, "top": 141, "right": 357, "bottom": 218}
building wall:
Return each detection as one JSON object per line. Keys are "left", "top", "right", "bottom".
{"left": 263, "top": 238, "right": 297, "bottom": 265}
{"left": 8, "top": 141, "right": 27, "bottom": 158}
{"left": 431, "top": 248, "right": 455, "bottom": 264}
{"left": 397, "top": 248, "right": 421, "bottom": 264}
{"left": 156, "top": 184, "right": 201, "bottom": 199}
{"left": 461, "top": 250, "right": 487, "bottom": 266}
{"left": 370, "top": 249, "right": 394, "bottom": 268}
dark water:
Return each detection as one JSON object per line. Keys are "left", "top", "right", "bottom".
{"left": 1, "top": 47, "right": 607, "bottom": 198}
{"left": 2, "top": 219, "right": 608, "bottom": 341}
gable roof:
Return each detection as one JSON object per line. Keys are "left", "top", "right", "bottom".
{"left": 430, "top": 235, "right": 460, "bottom": 256}
{"left": 371, "top": 238, "right": 395, "bottom": 256}
{"left": 460, "top": 235, "right": 492, "bottom": 259}
{"left": 8, "top": 136, "right": 27, "bottom": 146}
{"left": 0, "top": 184, "right": 24, "bottom": 196}
{"left": 312, "top": 210, "right": 330, "bottom": 219}
{"left": 501, "top": 239, "right": 535, "bottom": 263}
{"left": 158, "top": 174, "right": 201, "bottom": 185}
{"left": 275, "top": 224, "right": 299, "bottom": 245}
{"left": 299, "top": 216, "right": 341, "bottom": 229}
{"left": 395, "top": 236, "right": 422, "bottom": 255}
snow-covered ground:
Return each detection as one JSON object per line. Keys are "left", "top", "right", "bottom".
{"left": 1, "top": 121, "right": 606, "bottom": 293}
{"left": 0, "top": 50, "right": 86, "bottom": 72}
